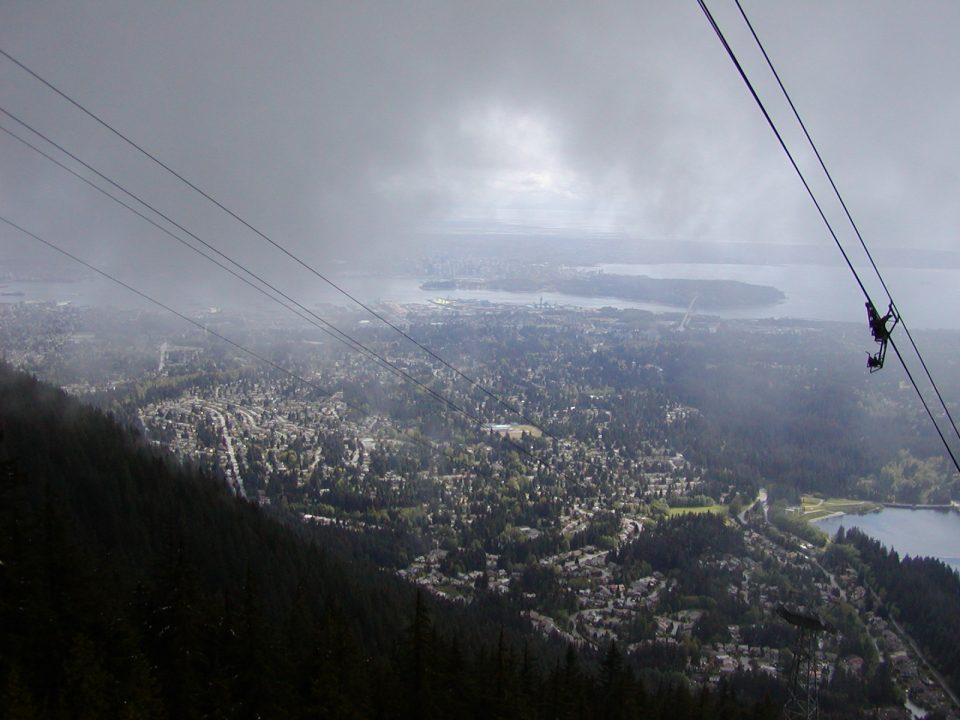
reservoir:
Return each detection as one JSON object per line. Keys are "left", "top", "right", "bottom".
{"left": 815, "top": 507, "right": 960, "bottom": 573}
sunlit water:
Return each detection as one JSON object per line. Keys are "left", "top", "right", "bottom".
{"left": 815, "top": 508, "right": 960, "bottom": 572}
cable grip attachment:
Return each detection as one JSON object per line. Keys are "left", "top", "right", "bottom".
{"left": 866, "top": 300, "right": 899, "bottom": 373}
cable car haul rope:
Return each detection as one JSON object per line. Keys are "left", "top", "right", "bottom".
{"left": 696, "top": 0, "right": 960, "bottom": 475}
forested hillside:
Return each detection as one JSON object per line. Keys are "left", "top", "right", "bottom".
{"left": 0, "top": 365, "right": 776, "bottom": 719}
{"left": 836, "top": 527, "right": 960, "bottom": 697}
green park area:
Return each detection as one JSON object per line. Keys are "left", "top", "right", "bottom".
{"left": 799, "top": 495, "right": 881, "bottom": 522}
{"left": 666, "top": 504, "right": 728, "bottom": 517}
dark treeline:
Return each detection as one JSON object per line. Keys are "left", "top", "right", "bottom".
{"left": 609, "top": 513, "right": 743, "bottom": 577}
{"left": 654, "top": 327, "right": 913, "bottom": 500}
{"left": 836, "top": 527, "right": 960, "bottom": 696}
{"left": 0, "top": 365, "right": 777, "bottom": 719}
{"left": 609, "top": 514, "right": 749, "bottom": 645}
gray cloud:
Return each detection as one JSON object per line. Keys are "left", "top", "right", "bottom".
{"left": 2, "top": 0, "right": 959, "bottom": 305}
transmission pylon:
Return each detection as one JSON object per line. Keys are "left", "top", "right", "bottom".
{"left": 777, "top": 604, "right": 835, "bottom": 720}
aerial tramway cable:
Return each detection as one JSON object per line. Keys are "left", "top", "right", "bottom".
{"left": 0, "top": 215, "right": 363, "bottom": 414}
{"left": 0, "top": 47, "right": 547, "bottom": 437}
{"left": 0, "top": 213, "right": 544, "bottom": 460}
{"left": 695, "top": 0, "right": 870, "bottom": 300}
{"left": 730, "top": 0, "right": 960, "bottom": 452}
{"left": 0, "top": 112, "right": 498, "bottom": 439}
{"left": 696, "top": 0, "right": 960, "bottom": 475}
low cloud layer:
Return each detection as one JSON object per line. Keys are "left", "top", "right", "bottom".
{"left": 2, "top": 1, "right": 959, "bottom": 303}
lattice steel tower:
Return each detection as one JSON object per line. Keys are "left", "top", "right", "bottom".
{"left": 777, "top": 604, "right": 835, "bottom": 720}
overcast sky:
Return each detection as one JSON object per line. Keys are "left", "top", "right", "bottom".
{"left": 2, "top": 1, "right": 960, "bottom": 306}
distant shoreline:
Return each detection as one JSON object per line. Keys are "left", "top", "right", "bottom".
{"left": 811, "top": 511, "right": 846, "bottom": 522}
{"left": 811, "top": 504, "right": 959, "bottom": 525}
{"left": 421, "top": 273, "right": 784, "bottom": 310}
{"left": 881, "top": 502, "right": 959, "bottom": 512}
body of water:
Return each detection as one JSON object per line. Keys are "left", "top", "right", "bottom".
{"left": 341, "top": 263, "right": 960, "bottom": 329}
{"left": 5, "top": 261, "right": 960, "bottom": 329}
{"left": 588, "top": 263, "right": 960, "bottom": 329}
{"left": 353, "top": 263, "right": 960, "bottom": 329}
{"left": 815, "top": 507, "right": 960, "bottom": 572}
